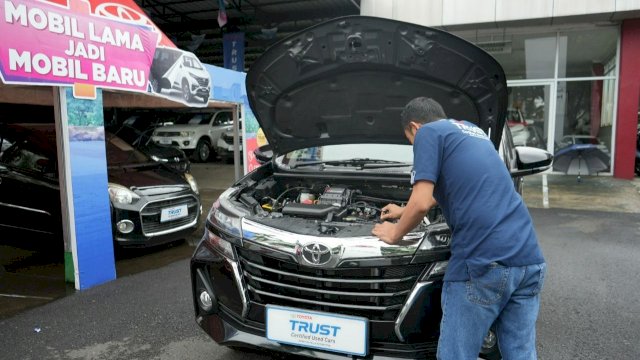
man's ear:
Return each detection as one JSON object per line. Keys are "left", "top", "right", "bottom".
{"left": 409, "top": 121, "right": 421, "bottom": 135}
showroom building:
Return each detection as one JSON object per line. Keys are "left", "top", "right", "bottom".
{"left": 362, "top": 0, "right": 640, "bottom": 179}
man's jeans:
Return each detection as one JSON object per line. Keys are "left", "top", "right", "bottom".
{"left": 437, "top": 262, "right": 547, "bottom": 360}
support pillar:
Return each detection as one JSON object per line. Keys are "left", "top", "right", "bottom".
{"left": 53, "top": 87, "right": 116, "bottom": 290}
{"left": 614, "top": 19, "right": 640, "bottom": 179}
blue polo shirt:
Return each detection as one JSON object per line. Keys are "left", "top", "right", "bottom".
{"left": 411, "top": 119, "right": 544, "bottom": 281}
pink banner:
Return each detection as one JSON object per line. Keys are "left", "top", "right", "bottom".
{"left": 0, "top": 0, "right": 158, "bottom": 92}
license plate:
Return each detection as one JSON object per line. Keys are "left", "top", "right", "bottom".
{"left": 266, "top": 305, "right": 368, "bottom": 356}
{"left": 158, "top": 138, "right": 172, "bottom": 145}
{"left": 160, "top": 204, "right": 188, "bottom": 222}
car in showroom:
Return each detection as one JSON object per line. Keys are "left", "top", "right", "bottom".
{"left": 0, "top": 122, "right": 201, "bottom": 248}
{"left": 215, "top": 122, "right": 243, "bottom": 163}
{"left": 151, "top": 110, "right": 234, "bottom": 163}
{"left": 109, "top": 112, "right": 191, "bottom": 173}
{"left": 190, "top": 16, "right": 552, "bottom": 359}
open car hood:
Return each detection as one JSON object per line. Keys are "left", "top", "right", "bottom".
{"left": 246, "top": 16, "right": 508, "bottom": 155}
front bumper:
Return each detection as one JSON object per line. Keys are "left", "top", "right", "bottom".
{"left": 191, "top": 84, "right": 211, "bottom": 97}
{"left": 196, "top": 306, "right": 439, "bottom": 359}
{"left": 112, "top": 192, "right": 200, "bottom": 247}
{"left": 151, "top": 136, "right": 197, "bottom": 150}
{"left": 191, "top": 239, "right": 445, "bottom": 359}
{"left": 215, "top": 139, "right": 243, "bottom": 159}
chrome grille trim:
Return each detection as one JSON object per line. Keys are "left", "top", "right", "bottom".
{"left": 243, "top": 271, "right": 411, "bottom": 298}
{"left": 248, "top": 286, "right": 403, "bottom": 311}
{"left": 139, "top": 194, "right": 199, "bottom": 236}
{"left": 241, "top": 259, "right": 417, "bottom": 284}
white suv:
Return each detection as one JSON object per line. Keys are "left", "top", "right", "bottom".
{"left": 152, "top": 110, "right": 233, "bottom": 162}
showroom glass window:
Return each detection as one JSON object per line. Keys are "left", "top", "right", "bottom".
{"left": 458, "top": 25, "right": 619, "bottom": 175}
{"left": 554, "top": 28, "right": 618, "bottom": 172}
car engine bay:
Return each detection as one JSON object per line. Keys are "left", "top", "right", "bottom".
{"left": 233, "top": 173, "right": 444, "bottom": 237}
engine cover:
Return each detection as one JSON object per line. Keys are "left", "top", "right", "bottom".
{"left": 317, "top": 186, "right": 352, "bottom": 207}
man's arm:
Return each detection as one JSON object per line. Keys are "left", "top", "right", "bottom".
{"left": 372, "top": 180, "right": 437, "bottom": 245}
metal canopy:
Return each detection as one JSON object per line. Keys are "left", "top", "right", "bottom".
{"left": 135, "top": 0, "right": 361, "bottom": 69}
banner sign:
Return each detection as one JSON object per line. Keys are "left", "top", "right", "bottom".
{"left": 0, "top": 0, "right": 158, "bottom": 92}
{"left": 205, "top": 64, "right": 262, "bottom": 173}
{"left": 223, "top": 32, "right": 244, "bottom": 71}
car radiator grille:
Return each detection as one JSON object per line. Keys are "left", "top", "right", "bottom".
{"left": 156, "top": 132, "right": 181, "bottom": 137}
{"left": 237, "top": 248, "right": 425, "bottom": 321}
{"left": 196, "top": 78, "right": 208, "bottom": 86}
{"left": 140, "top": 195, "right": 199, "bottom": 235}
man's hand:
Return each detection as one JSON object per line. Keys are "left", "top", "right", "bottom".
{"left": 373, "top": 181, "right": 436, "bottom": 245}
{"left": 380, "top": 204, "right": 403, "bottom": 221}
{"left": 372, "top": 221, "right": 402, "bottom": 245}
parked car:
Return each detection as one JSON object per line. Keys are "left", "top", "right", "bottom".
{"left": 215, "top": 122, "right": 243, "bottom": 163}
{"left": 110, "top": 113, "right": 191, "bottom": 173}
{"left": 0, "top": 123, "right": 201, "bottom": 248}
{"left": 151, "top": 110, "right": 234, "bottom": 162}
{"left": 507, "top": 122, "right": 546, "bottom": 149}
{"left": 150, "top": 47, "right": 211, "bottom": 104}
{"left": 190, "top": 16, "right": 552, "bottom": 360}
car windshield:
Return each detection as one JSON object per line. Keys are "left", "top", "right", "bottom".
{"left": 173, "top": 113, "right": 211, "bottom": 125}
{"left": 184, "top": 56, "right": 203, "bottom": 70}
{"left": 278, "top": 144, "right": 413, "bottom": 170}
{"left": 106, "top": 134, "right": 151, "bottom": 165}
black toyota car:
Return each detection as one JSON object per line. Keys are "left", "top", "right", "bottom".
{"left": 190, "top": 16, "right": 552, "bottom": 359}
{"left": 0, "top": 122, "right": 201, "bottom": 248}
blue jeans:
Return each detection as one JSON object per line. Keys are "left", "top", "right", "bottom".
{"left": 437, "top": 262, "right": 547, "bottom": 360}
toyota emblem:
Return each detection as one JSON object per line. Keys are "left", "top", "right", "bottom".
{"left": 301, "top": 243, "right": 332, "bottom": 265}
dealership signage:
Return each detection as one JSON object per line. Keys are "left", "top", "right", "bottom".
{"left": 223, "top": 32, "right": 244, "bottom": 71}
{"left": 0, "top": 0, "right": 158, "bottom": 92}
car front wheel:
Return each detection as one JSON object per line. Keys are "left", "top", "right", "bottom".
{"left": 194, "top": 139, "right": 211, "bottom": 162}
{"left": 182, "top": 80, "right": 192, "bottom": 102}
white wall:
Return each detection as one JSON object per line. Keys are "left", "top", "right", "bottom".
{"left": 361, "top": 0, "right": 640, "bottom": 27}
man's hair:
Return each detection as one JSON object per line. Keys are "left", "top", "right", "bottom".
{"left": 400, "top": 97, "right": 447, "bottom": 129}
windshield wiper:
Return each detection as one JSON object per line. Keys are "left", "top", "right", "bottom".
{"left": 291, "top": 158, "right": 411, "bottom": 169}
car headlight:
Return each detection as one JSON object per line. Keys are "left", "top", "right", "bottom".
{"left": 208, "top": 199, "right": 242, "bottom": 237}
{"left": 188, "top": 72, "right": 202, "bottom": 81}
{"left": 108, "top": 183, "right": 140, "bottom": 205}
{"left": 184, "top": 173, "right": 199, "bottom": 194}
{"left": 180, "top": 131, "right": 195, "bottom": 137}
{"left": 205, "top": 228, "right": 235, "bottom": 259}
{"left": 418, "top": 222, "right": 451, "bottom": 251}
{"left": 151, "top": 155, "right": 169, "bottom": 163}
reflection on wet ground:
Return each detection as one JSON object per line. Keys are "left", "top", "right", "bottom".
{"left": 0, "top": 164, "right": 230, "bottom": 320}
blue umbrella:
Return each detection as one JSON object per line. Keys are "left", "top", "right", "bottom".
{"left": 553, "top": 143, "right": 610, "bottom": 178}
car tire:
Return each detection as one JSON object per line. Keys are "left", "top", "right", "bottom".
{"left": 182, "top": 80, "right": 192, "bottom": 102}
{"left": 194, "top": 139, "right": 211, "bottom": 162}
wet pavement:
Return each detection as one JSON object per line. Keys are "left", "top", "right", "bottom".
{"left": 522, "top": 173, "right": 640, "bottom": 213}
{"left": 0, "top": 163, "right": 234, "bottom": 320}
{"left": 2, "top": 207, "right": 640, "bottom": 359}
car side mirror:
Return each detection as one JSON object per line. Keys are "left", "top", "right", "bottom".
{"left": 254, "top": 144, "right": 273, "bottom": 164}
{"left": 510, "top": 146, "right": 553, "bottom": 177}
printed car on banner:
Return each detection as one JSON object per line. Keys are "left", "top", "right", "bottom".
{"left": 0, "top": 0, "right": 210, "bottom": 107}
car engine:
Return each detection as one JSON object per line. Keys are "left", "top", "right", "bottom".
{"left": 235, "top": 175, "right": 444, "bottom": 237}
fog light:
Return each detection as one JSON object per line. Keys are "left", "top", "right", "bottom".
{"left": 199, "top": 290, "right": 213, "bottom": 311}
{"left": 183, "top": 141, "right": 190, "bottom": 146}
{"left": 482, "top": 330, "right": 497, "bottom": 349}
{"left": 116, "top": 220, "right": 134, "bottom": 234}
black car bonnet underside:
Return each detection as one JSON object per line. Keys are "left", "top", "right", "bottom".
{"left": 246, "top": 16, "right": 508, "bottom": 155}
